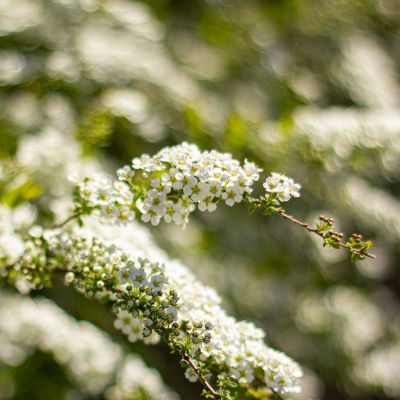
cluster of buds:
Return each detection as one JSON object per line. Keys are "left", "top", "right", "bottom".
{"left": 350, "top": 233, "right": 363, "bottom": 242}
{"left": 319, "top": 215, "right": 334, "bottom": 226}
{"left": 314, "top": 215, "right": 343, "bottom": 249}
{"left": 184, "top": 320, "right": 213, "bottom": 345}
{"left": 347, "top": 233, "right": 372, "bottom": 261}
{"left": 314, "top": 215, "right": 373, "bottom": 260}
{"left": 323, "top": 230, "right": 344, "bottom": 249}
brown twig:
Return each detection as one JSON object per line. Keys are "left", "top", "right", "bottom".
{"left": 182, "top": 353, "right": 221, "bottom": 399}
{"left": 277, "top": 210, "right": 375, "bottom": 259}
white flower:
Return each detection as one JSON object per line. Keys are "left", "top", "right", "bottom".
{"left": 287, "top": 180, "right": 301, "bottom": 198}
{"left": 114, "top": 310, "right": 134, "bottom": 335}
{"left": 141, "top": 211, "right": 161, "bottom": 226}
{"left": 132, "top": 154, "right": 156, "bottom": 171}
{"left": 222, "top": 185, "right": 243, "bottom": 207}
{"left": 231, "top": 366, "right": 255, "bottom": 384}
{"left": 117, "top": 165, "right": 134, "bottom": 181}
{"left": 130, "top": 268, "right": 148, "bottom": 287}
{"left": 184, "top": 367, "right": 198, "bottom": 383}
{"left": 127, "top": 318, "right": 144, "bottom": 342}
{"left": 149, "top": 274, "right": 165, "bottom": 290}
{"left": 198, "top": 196, "right": 217, "bottom": 212}
{"left": 163, "top": 200, "right": 176, "bottom": 223}
{"left": 243, "top": 160, "right": 262, "bottom": 181}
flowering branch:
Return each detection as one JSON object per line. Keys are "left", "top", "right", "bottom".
{"left": 1, "top": 220, "right": 302, "bottom": 399}
{"left": 2, "top": 142, "right": 374, "bottom": 398}
{"left": 68, "top": 143, "right": 374, "bottom": 262}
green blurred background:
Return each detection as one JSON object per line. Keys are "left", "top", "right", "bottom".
{"left": 1, "top": 0, "right": 400, "bottom": 399}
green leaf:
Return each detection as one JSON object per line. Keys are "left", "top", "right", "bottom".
{"left": 1, "top": 178, "right": 43, "bottom": 207}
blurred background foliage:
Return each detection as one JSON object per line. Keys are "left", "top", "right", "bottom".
{"left": 1, "top": 0, "right": 400, "bottom": 399}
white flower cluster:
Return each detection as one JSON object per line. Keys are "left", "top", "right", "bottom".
{"left": 73, "top": 174, "right": 136, "bottom": 225}
{"left": 78, "top": 217, "right": 304, "bottom": 396}
{"left": 130, "top": 143, "right": 261, "bottom": 226}
{"left": 75, "top": 142, "right": 263, "bottom": 227}
{"left": 0, "top": 291, "right": 177, "bottom": 399}
{"left": 263, "top": 172, "right": 301, "bottom": 202}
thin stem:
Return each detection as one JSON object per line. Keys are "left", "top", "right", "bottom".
{"left": 182, "top": 353, "right": 221, "bottom": 399}
{"left": 52, "top": 211, "right": 83, "bottom": 229}
{"left": 277, "top": 210, "right": 375, "bottom": 259}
